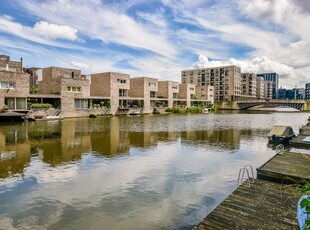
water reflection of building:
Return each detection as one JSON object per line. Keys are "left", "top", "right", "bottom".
{"left": 90, "top": 118, "right": 130, "bottom": 156}
{"left": 181, "top": 129, "right": 241, "bottom": 150}
{"left": 0, "top": 125, "right": 31, "bottom": 178}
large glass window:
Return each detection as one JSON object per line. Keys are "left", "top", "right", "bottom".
{"left": 5, "top": 98, "right": 26, "bottom": 110}
{"left": 16, "top": 98, "right": 26, "bottom": 110}
{"left": 75, "top": 99, "right": 88, "bottom": 109}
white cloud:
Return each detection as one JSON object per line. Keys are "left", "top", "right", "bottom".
{"left": 0, "top": 16, "right": 82, "bottom": 48}
{"left": 1, "top": 0, "right": 309, "bottom": 88}
{"left": 238, "top": 0, "right": 290, "bottom": 23}
{"left": 32, "top": 21, "right": 78, "bottom": 41}
{"left": 20, "top": 0, "right": 177, "bottom": 58}
{"left": 71, "top": 61, "right": 92, "bottom": 71}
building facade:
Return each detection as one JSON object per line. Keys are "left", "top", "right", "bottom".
{"left": 90, "top": 72, "right": 130, "bottom": 115}
{"left": 256, "top": 77, "right": 265, "bottom": 99}
{"left": 0, "top": 56, "right": 29, "bottom": 110}
{"left": 129, "top": 77, "right": 160, "bottom": 114}
{"left": 256, "top": 73, "right": 279, "bottom": 99}
{"left": 306, "top": 83, "right": 310, "bottom": 100}
{"left": 181, "top": 65, "right": 243, "bottom": 101}
{"left": 1, "top": 54, "right": 216, "bottom": 118}
{"left": 241, "top": 73, "right": 257, "bottom": 99}
{"left": 157, "top": 81, "right": 179, "bottom": 108}
{"left": 264, "top": 80, "right": 273, "bottom": 99}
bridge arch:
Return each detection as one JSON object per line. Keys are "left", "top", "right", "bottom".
{"left": 237, "top": 100, "right": 305, "bottom": 111}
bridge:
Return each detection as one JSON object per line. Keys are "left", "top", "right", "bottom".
{"left": 237, "top": 100, "right": 307, "bottom": 110}
{"left": 215, "top": 100, "right": 310, "bottom": 111}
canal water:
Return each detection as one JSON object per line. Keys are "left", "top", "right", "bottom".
{"left": 0, "top": 111, "right": 308, "bottom": 230}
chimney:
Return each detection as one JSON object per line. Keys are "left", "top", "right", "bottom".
{"left": 20, "top": 57, "right": 23, "bottom": 73}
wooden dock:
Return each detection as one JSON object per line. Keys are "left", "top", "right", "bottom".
{"left": 257, "top": 151, "right": 310, "bottom": 184}
{"left": 194, "top": 151, "right": 310, "bottom": 229}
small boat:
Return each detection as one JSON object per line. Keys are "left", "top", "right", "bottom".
{"left": 129, "top": 111, "right": 141, "bottom": 116}
{"left": 267, "top": 125, "right": 295, "bottom": 143}
{"left": 0, "top": 111, "right": 28, "bottom": 122}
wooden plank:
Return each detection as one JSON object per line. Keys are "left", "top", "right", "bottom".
{"left": 257, "top": 152, "right": 310, "bottom": 183}
{"left": 194, "top": 179, "right": 300, "bottom": 230}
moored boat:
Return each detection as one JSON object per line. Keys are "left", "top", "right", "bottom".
{"left": 267, "top": 125, "right": 295, "bottom": 143}
{"left": 0, "top": 111, "right": 28, "bottom": 122}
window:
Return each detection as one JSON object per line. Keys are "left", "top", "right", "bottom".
{"left": 117, "top": 79, "right": 127, "bottom": 84}
{"left": 119, "top": 89, "right": 128, "bottom": 97}
{"left": 172, "top": 86, "right": 178, "bottom": 89}
{"left": 150, "top": 91, "right": 157, "bottom": 98}
{"left": 67, "top": 86, "right": 81, "bottom": 92}
{"left": 149, "top": 83, "right": 156, "bottom": 87}
{"left": 5, "top": 98, "right": 26, "bottom": 110}
{"left": 75, "top": 99, "right": 88, "bottom": 109}
{"left": 173, "top": 93, "right": 178, "bottom": 99}
{"left": 0, "top": 81, "right": 15, "bottom": 89}
{"left": 63, "top": 73, "right": 71, "bottom": 78}
{"left": 189, "top": 87, "right": 194, "bottom": 91}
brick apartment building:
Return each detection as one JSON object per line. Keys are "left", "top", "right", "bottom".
{"left": 181, "top": 65, "right": 243, "bottom": 101}
{"left": 0, "top": 54, "right": 215, "bottom": 118}
{"left": 0, "top": 55, "right": 29, "bottom": 111}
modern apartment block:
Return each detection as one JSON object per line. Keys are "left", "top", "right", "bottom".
{"left": 264, "top": 80, "right": 273, "bottom": 99}
{"left": 306, "top": 83, "right": 310, "bottom": 100}
{"left": 181, "top": 65, "right": 243, "bottom": 101}
{"left": 179, "top": 83, "right": 196, "bottom": 107}
{"left": 35, "top": 66, "right": 91, "bottom": 117}
{"left": 0, "top": 56, "right": 29, "bottom": 110}
{"left": 1, "top": 54, "right": 215, "bottom": 118}
{"left": 195, "top": 85, "right": 214, "bottom": 105}
{"left": 90, "top": 72, "right": 130, "bottom": 115}
{"left": 157, "top": 81, "right": 179, "bottom": 108}
{"left": 241, "top": 73, "right": 257, "bottom": 99}
{"left": 256, "top": 77, "right": 265, "bottom": 99}
{"left": 129, "top": 77, "right": 160, "bottom": 113}
{"left": 256, "top": 73, "right": 279, "bottom": 99}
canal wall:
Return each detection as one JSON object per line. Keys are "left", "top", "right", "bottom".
{"left": 214, "top": 101, "right": 240, "bottom": 110}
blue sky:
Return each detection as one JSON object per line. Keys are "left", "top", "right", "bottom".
{"left": 0, "top": 0, "right": 309, "bottom": 88}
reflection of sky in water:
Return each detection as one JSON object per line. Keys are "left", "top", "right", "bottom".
{"left": 0, "top": 112, "right": 309, "bottom": 229}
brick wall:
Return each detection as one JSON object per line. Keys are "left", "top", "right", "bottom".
{"left": 60, "top": 78, "right": 90, "bottom": 117}
{"left": 158, "top": 81, "right": 179, "bottom": 107}
{"left": 0, "top": 72, "right": 29, "bottom": 109}
{"left": 38, "top": 67, "right": 81, "bottom": 94}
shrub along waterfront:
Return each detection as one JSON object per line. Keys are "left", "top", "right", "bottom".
{"left": 165, "top": 106, "right": 217, "bottom": 113}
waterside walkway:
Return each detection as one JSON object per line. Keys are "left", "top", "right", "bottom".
{"left": 194, "top": 151, "right": 310, "bottom": 230}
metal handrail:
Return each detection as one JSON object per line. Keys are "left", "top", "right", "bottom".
{"left": 276, "top": 144, "right": 284, "bottom": 155}
{"left": 237, "top": 165, "right": 255, "bottom": 187}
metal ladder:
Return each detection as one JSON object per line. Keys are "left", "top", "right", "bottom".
{"left": 237, "top": 165, "right": 255, "bottom": 187}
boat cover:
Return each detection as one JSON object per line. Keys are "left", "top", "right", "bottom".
{"left": 267, "top": 126, "right": 295, "bottom": 138}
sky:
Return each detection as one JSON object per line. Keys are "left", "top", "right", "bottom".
{"left": 0, "top": 0, "right": 309, "bottom": 88}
